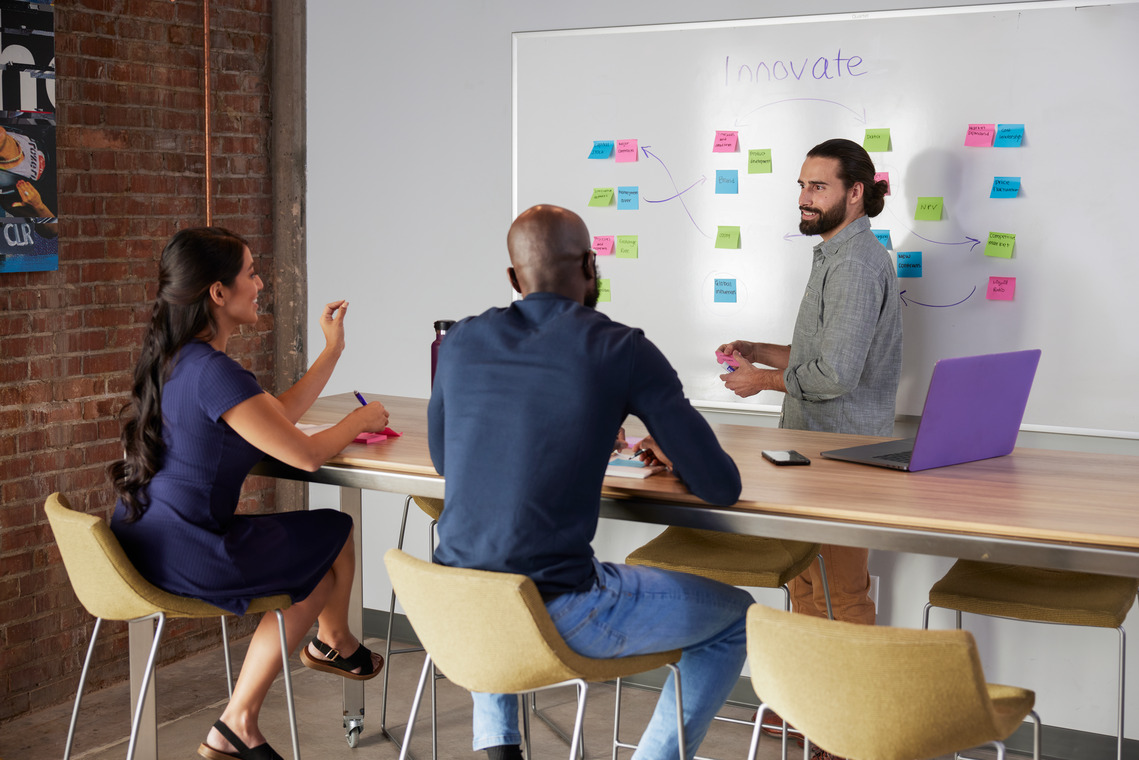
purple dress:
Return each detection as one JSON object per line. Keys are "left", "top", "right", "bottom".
{"left": 111, "top": 340, "right": 351, "bottom": 615}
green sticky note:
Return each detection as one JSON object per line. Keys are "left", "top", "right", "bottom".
{"left": 914, "top": 197, "right": 943, "bottom": 221}
{"left": 598, "top": 278, "right": 611, "bottom": 302}
{"left": 984, "top": 232, "right": 1016, "bottom": 258}
{"left": 748, "top": 149, "right": 773, "bottom": 174}
{"left": 863, "top": 128, "right": 891, "bottom": 152}
{"left": 615, "top": 235, "right": 638, "bottom": 258}
{"left": 715, "top": 226, "right": 741, "bottom": 249}
{"left": 588, "top": 187, "right": 614, "bottom": 207}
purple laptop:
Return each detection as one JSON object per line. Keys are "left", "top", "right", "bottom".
{"left": 820, "top": 349, "right": 1041, "bottom": 472}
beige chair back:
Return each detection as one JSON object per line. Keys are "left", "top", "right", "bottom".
{"left": 747, "top": 603, "right": 1030, "bottom": 760}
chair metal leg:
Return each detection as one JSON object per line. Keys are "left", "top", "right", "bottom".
{"left": 400, "top": 654, "right": 433, "bottom": 760}
{"left": 568, "top": 681, "right": 588, "bottom": 760}
{"left": 1117, "top": 626, "right": 1126, "bottom": 760}
{"left": 221, "top": 616, "right": 234, "bottom": 699}
{"left": 815, "top": 553, "right": 834, "bottom": 620}
{"left": 126, "top": 612, "right": 166, "bottom": 760}
{"left": 273, "top": 609, "right": 301, "bottom": 760}
{"left": 63, "top": 617, "right": 102, "bottom": 760}
{"left": 530, "top": 689, "right": 587, "bottom": 757}
{"left": 668, "top": 663, "right": 686, "bottom": 760}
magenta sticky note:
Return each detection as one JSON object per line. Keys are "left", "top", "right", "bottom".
{"left": 713, "top": 131, "right": 738, "bottom": 152}
{"left": 593, "top": 235, "right": 615, "bottom": 256}
{"left": 614, "top": 139, "right": 639, "bottom": 162}
{"left": 875, "top": 171, "right": 891, "bottom": 195}
{"left": 986, "top": 276, "right": 1016, "bottom": 301}
{"left": 353, "top": 432, "right": 387, "bottom": 444}
{"left": 965, "top": 124, "right": 996, "bottom": 147}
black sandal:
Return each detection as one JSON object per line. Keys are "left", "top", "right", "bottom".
{"left": 196, "top": 719, "right": 283, "bottom": 760}
{"left": 299, "top": 637, "right": 383, "bottom": 681}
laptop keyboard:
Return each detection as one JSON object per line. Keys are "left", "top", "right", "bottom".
{"left": 874, "top": 450, "right": 913, "bottom": 464}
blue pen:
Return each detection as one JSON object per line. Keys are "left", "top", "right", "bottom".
{"left": 353, "top": 390, "right": 367, "bottom": 406}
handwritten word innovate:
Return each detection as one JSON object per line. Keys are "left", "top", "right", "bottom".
{"left": 725, "top": 50, "right": 867, "bottom": 85}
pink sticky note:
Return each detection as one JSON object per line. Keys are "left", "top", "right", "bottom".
{"left": 713, "top": 131, "right": 738, "bottom": 152}
{"left": 614, "top": 139, "right": 638, "bottom": 162}
{"left": 986, "top": 276, "right": 1016, "bottom": 301}
{"left": 965, "top": 124, "right": 996, "bottom": 147}
{"left": 354, "top": 432, "right": 387, "bottom": 444}
{"left": 593, "top": 235, "right": 615, "bottom": 256}
{"left": 875, "top": 172, "right": 891, "bottom": 195}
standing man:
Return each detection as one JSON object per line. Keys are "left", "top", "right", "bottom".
{"left": 430, "top": 204, "right": 752, "bottom": 760}
{"left": 719, "top": 137, "right": 901, "bottom": 625}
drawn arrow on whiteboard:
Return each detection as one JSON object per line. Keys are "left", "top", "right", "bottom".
{"left": 641, "top": 146, "right": 713, "bottom": 238}
{"left": 644, "top": 175, "right": 707, "bottom": 203}
{"left": 885, "top": 206, "right": 982, "bottom": 251}
{"left": 899, "top": 286, "right": 977, "bottom": 308}
{"left": 735, "top": 98, "right": 867, "bottom": 127}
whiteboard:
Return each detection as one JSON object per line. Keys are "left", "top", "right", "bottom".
{"left": 513, "top": 1, "right": 1139, "bottom": 437}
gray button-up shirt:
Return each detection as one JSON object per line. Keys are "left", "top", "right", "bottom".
{"left": 781, "top": 215, "right": 902, "bottom": 436}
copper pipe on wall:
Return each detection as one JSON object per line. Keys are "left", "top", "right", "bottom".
{"left": 203, "top": 0, "right": 212, "bottom": 225}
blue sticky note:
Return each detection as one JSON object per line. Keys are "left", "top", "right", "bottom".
{"left": 990, "top": 176, "right": 1022, "bottom": 199}
{"left": 993, "top": 124, "right": 1025, "bottom": 148}
{"left": 715, "top": 169, "right": 739, "bottom": 194}
{"left": 897, "top": 251, "right": 922, "bottom": 278}
{"left": 617, "top": 186, "right": 640, "bottom": 210}
{"left": 714, "top": 278, "right": 737, "bottom": 303}
{"left": 872, "top": 229, "right": 892, "bottom": 250}
{"left": 588, "top": 140, "right": 614, "bottom": 159}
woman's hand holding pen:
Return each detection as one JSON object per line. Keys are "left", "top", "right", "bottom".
{"left": 352, "top": 391, "right": 390, "bottom": 432}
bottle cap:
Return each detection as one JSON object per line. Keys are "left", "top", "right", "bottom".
{"left": 434, "top": 319, "right": 456, "bottom": 332}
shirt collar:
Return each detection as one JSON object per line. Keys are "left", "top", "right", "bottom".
{"left": 812, "top": 215, "right": 872, "bottom": 258}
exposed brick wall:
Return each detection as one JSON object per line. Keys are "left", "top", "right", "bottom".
{"left": 0, "top": 0, "right": 277, "bottom": 723}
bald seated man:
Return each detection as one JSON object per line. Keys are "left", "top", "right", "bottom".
{"left": 428, "top": 205, "right": 751, "bottom": 760}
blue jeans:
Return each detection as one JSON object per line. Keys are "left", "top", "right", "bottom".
{"left": 471, "top": 560, "right": 751, "bottom": 759}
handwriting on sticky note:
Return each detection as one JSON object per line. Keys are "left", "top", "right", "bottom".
{"left": 714, "top": 278, "right": 737, "bottom": 303}
{"left": 987, "top": 276, "right": 1016, "bottom": 300}
{"left": 713, "top": 130, "right": 738, "bottom": 152}
{"left": 617, "top": 186, "right": 639, "bottom": 210}
{"left": 863, "top": 128, "right": 891, "bottom": 152}
{"left": 872, "top": 229, "right": 892, "bottom": 250}
{"left": 874, "top": 171, "right": 890, "bottom": 195}
{"left": 984, "top": 232, "right": 1016, "bottom": 258}
{"left": 715, "top": 226, "right": 740, "bottom": 249}
{"left": 964, "top": 124, "right": 995, "bottom": 147}
{"left": 896, "top": 251, "right": 922, "bottom": 278}
{"left": 993, "top": 124, "right": 1025, "bottom": 147}
{"left": 615, "top": 235, "right": 638, "bottom": 258}
{"left": 593, "top": 235, "right": 615, "bottom": 256}
{"left": 748, "top": 149, "right": 772, "bottom": 174}
{"left": 715, "top": 170, "right": 739, "bottom": 194}
{"left": 588, "top": 140, "right": 614, "bottom": 159}
{"left": 598, "top": 278, "right": 611, "bottom": 302}
{"left": 915, "top": 197, "right": 943, "bottom": 221}
{"left": 588, "top": 187, "right": 614, "bottom": 207}
{"left": 990, "top": 177, "right": 1021, "bottom": 199}
{"left": 615, "top": 139, "right": 638, "bottom": 162}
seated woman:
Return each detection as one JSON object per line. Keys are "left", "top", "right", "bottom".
{"left": 110, "top": 227, "right": 390, "bottom": 760}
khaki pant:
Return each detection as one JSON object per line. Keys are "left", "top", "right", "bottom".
{"left": 788, "top": 544, "right": 876, "bottom": 625}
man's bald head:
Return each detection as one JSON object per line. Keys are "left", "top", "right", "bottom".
{"left": 506, "top": 205, "right": 597, "bottom": 305}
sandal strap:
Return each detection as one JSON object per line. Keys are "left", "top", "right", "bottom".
{"left": 210, "top": 720, "right": 283, "bottom": 760}
{"left": 212, "top": 721, "right": 251, "bottom": 755}
{"left": 308, "top": 638, "right": 376, "bottom": 676}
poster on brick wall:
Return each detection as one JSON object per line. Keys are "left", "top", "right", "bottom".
{"left": 0, "top": 0, "right": 56, "bottom": 274}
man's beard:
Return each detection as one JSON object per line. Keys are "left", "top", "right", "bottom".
{"left": 798, "top": 200, "right": 846, "bottom": 236}
{"left": 585, "top": 262, "right": 601, "bottom": 309}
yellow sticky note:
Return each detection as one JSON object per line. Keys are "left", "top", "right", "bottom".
{"left": 914, "top": 197, "right": 943, "bottom": 221}
{"left": 598, "top": 278, "right": 611, "bottom": 302}
{"left": 984, "top": 232, "right": 1016, "bottom": 258}
{"left": 588, "top": 188, "right": 614, "bottom": 207}
{"left": 863, "top": 128, "right": 891, "bottom": 152}
{"left": 715, "top": 226, "right": 741, "bottom": 249}
{"left": 748, "top": 149, "right": 773, "bottom": 174}
{"left": 615, "top": 235, "right": 638, "bottom": 258}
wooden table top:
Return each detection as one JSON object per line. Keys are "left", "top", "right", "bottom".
{"left": 304, "top": 393, "right": 1139, "bottom": 553}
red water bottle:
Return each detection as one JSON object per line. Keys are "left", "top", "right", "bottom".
{"left": 430, "top": 320, "right": 455, "bottom": 387}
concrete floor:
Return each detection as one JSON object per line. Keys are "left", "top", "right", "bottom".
{"left": 0, "top": 630, "right": 996, "bottom": 760}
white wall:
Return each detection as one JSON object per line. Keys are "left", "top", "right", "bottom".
{"left": 308, "top": 0, "right": 1137, "bottom": 741}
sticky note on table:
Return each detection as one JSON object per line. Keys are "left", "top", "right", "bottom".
{"left": 617, "top": 186, "right": 639, "bottom": 210}
{"left": 964, "top": 124, "right": 996, "bottom": 147}
{"left": 588, "top": 140, "right": 614, "bottom": 159}
{"left": 994, "top": 124, "right": 1025, "bottom": 147}
{"left": 715, "top": 170, "right": 739, "bottom": 194}
{"left": 984, "top": 232, "right": 1016, "bottom": 258}
{"left": 715, "top": 226, "right": 740, "bottom": 249}
{"left": 615, "top": 235, "right": 638, "bottom": 258}
{"left": 593, "top": 235, "right": 615, "bottom": 256}
{"left": 875, "top": 171, "right": 891, "bottom": 195}
{"left": 863, "top": 128, "right": 891, "bottom": 152}
{"left": 748, "top": 149, "right": 773, "bottom": 174}
{"left": 872, "top": 229, "right": 893, "bottom": 249}
{"left": 713, "top": 130, "right": 738, "bottom": 152}
{"left": 896, "top": 251, "right": 922, "bottom": 278}
{"left": 598, "top": 278, "right": 611, "bottom": 302}
{"left": 615, "top": 139, "right": 639, "bottom": 162}
{"left": 714, "top": 278, "right": 737, "bottom": 303}
{"left": 987, "top": 276, "right": 1016, "bottom": 300}
{"left": 588, "top": 187, "right": 614, "bottom": 207}
{"left": 915, "top": 197, "right": 943, "bottom": 221}
{"left": 990, "top": 177, "right": 1021, "bottom": 199}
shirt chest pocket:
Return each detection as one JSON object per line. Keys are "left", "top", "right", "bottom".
{"left": 794, "top": 285, "right": 822, "bottom": 336}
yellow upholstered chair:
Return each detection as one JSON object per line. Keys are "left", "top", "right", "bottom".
{"left": 381, "top": 495, "right": 445, "bottom": 758}
{"left": 45, "top": 493, "right": 299, "bottom": 760}
{"left": 924, "top": 560, "right": 1139, "bottom": 760}
{"left": 383, "top": 548, "right": 685, "bottom": 760}
{"left": 746, "top": 603, "right": 1040, "bottom": 760}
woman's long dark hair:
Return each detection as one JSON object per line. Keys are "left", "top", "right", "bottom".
{"left": 110, "top": 227, "right": 249, "bottom": 521}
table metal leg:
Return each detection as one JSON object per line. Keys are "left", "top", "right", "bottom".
{"left": 128, "top": 618, "right": 158, "bottom": 760}
{"left": 341, "top": 486, "right": 366, "bottom": 744}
